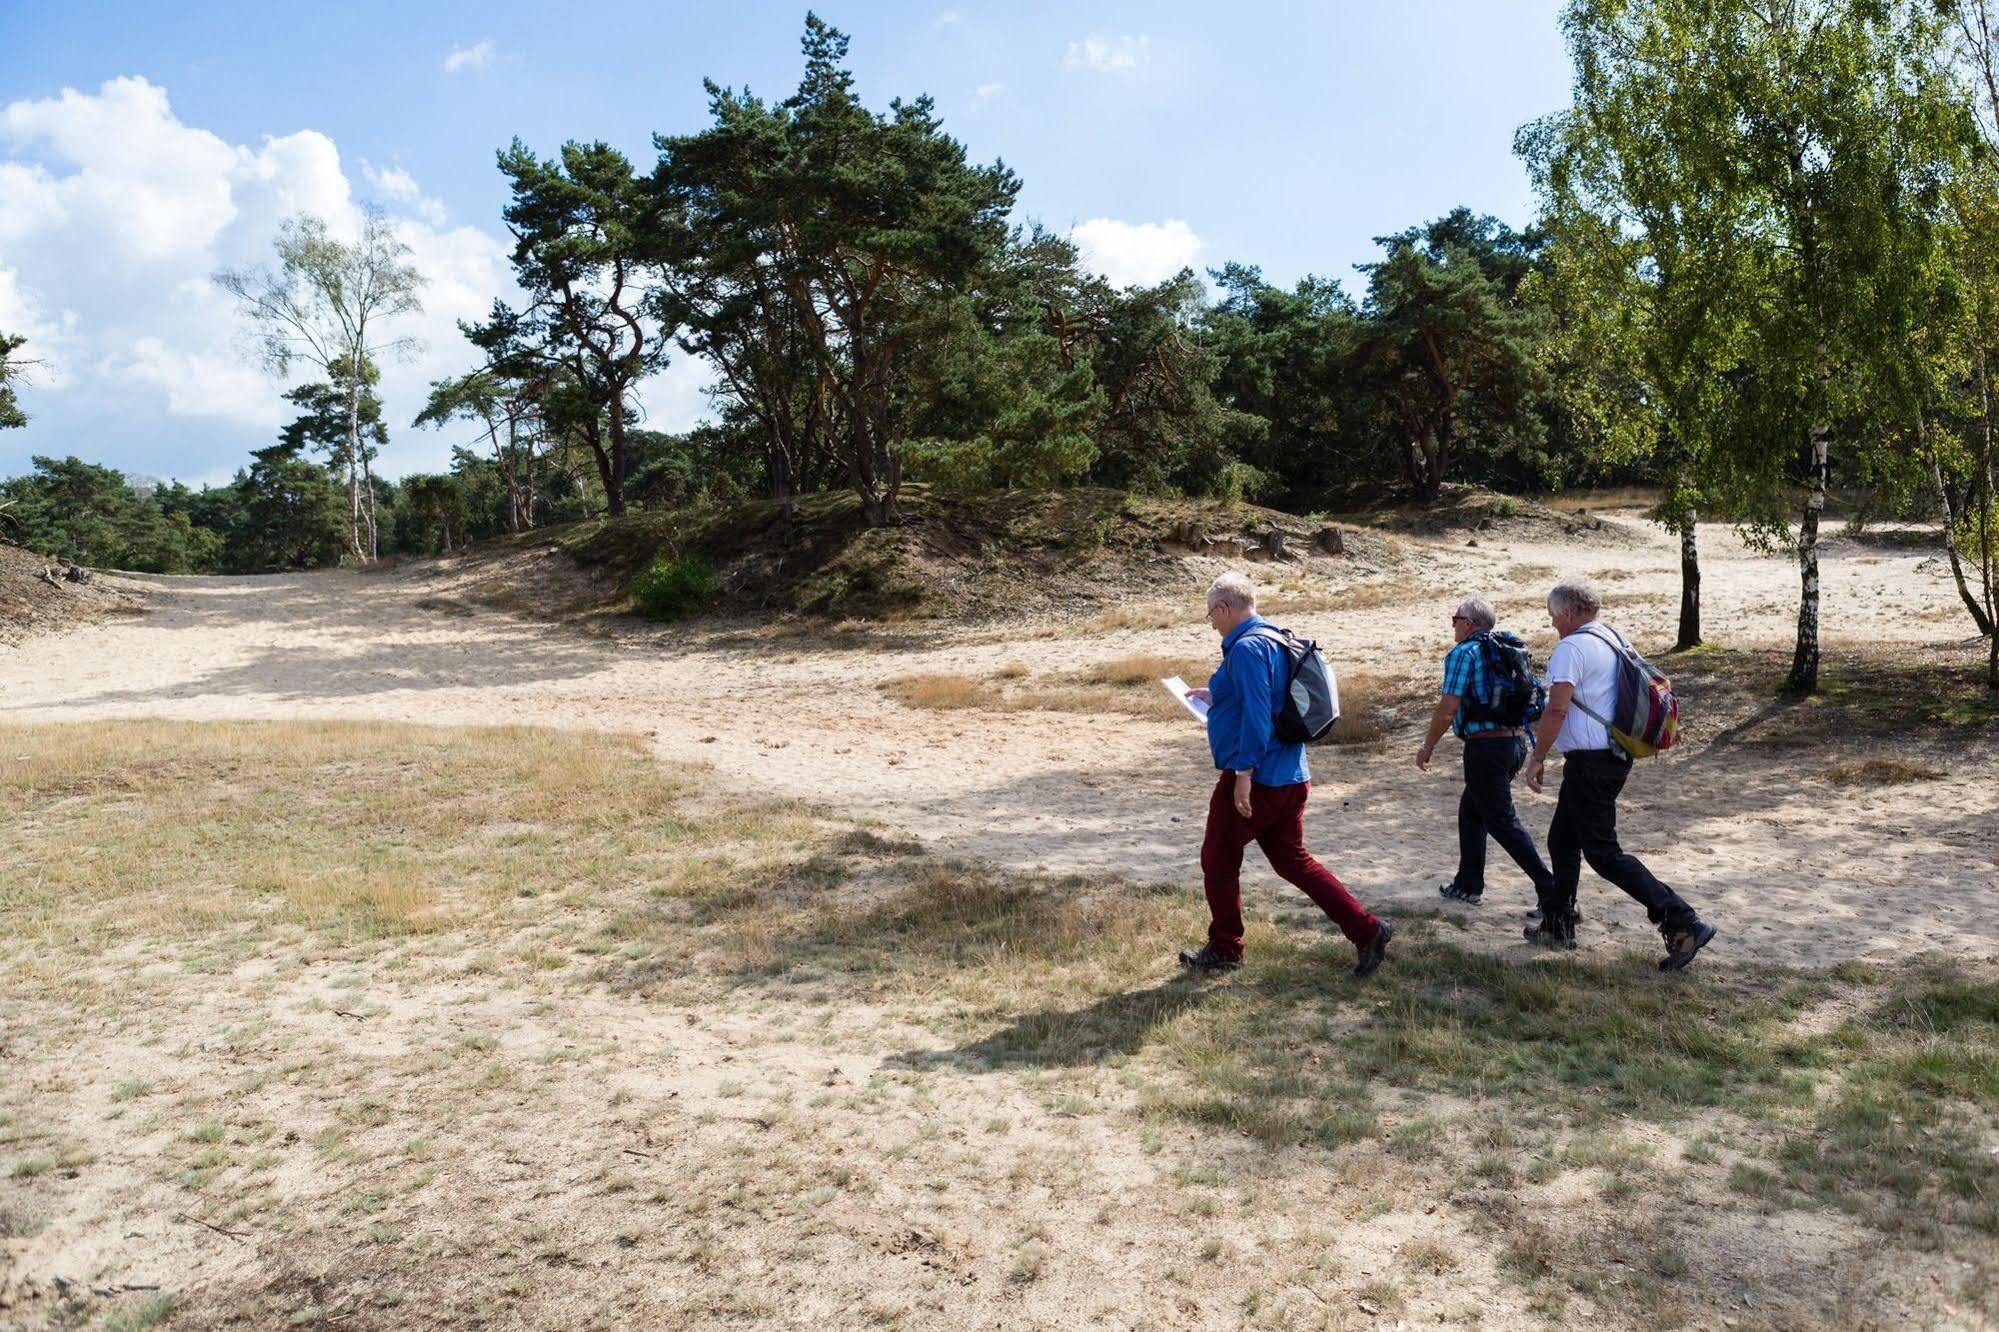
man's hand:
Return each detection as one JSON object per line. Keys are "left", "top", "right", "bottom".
{"left": 1524, "top": 754, "right": 1546, "bottom": 794}
{"left": 1188, "top": 687, "right": 1211, "bottom": 704}
{"left": 1232, "top": 771, "right": 1254, "bottom": 819}
{"left": 1415, "top": 742, "right": 1434, "bottom": 772}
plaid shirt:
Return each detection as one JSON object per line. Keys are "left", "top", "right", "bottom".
{"left": 1441, "top": 636, "right": 1505, "bottom": 738}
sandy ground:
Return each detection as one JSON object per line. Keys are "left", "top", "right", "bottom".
{"left": 2, "top": 513, "right": 1993, "bottom": 969}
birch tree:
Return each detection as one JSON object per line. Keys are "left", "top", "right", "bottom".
{"left": 217, "top": 211, "right": 426, "bottom": 562}
{"left": 1519, "top": 0, "right": 1766, "bottom": 650}
{"left": 1529, "top": 0, "right": 1969, "bottom": 692}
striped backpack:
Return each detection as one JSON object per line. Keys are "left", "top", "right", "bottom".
{"left": 1572, "top": 625, "right": 1679, "bottom": 758}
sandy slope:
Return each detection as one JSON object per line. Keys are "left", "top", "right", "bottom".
{"left": 2, "top": 513, "right": 1993, "bottom": 968}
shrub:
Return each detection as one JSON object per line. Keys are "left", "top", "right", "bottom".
{"left": 632, "top": 552, "right": 719, "bottom": 621}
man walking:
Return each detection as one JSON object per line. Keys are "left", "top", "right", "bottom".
{"left": 1523, "top": 579, "right": 1717, "bottom": 970}
{"left": 1416, "top": 596, "right": 1556, "bottom": 909}
{"left": 1180, "top": 572, "right": 1392, "bottom": 977}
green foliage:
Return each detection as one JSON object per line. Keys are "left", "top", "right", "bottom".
{"left": 0, "top": 330, "right": 26, "bottom": 430}
{"left": 214, "top": 442, "right": 348, "bottom": 573}
{"left": 631, "top": 552, "right": 719, "bottom": 621}
{"left": 474, "top": 137, "right": 665, "bottom": 518}
{"left": 651, "top": 15, "right": 1022, "bottom": 522}
{"left": 1351, "top": 210, "right": 1552, "bottom": 499}
{"left": 0, "top": 456, "right": 223, "bottom": 573}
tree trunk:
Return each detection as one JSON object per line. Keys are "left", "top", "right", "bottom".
{"left": 1933, "top": 454, "right": 1995, "bottom": 636}
{"left": 1786, "top": 423, "right": 1829, "bottom": 694}
{"left": 344, "top": 454, "right": 363, "bottom": 564}
{"left": 360, "top": 453, "right": 380, "bottom": 561}
{"left": 603, "top": 390, "right": 630, "bottom": 518}
{"left": 1675, "top": 515, "right": 1702, "bottom": 650}
{"left": 1417, "top": 429, "right": 1443, "bottom": 501}
{"left": 346, "top": 388, "right": 368, "bottom": 564}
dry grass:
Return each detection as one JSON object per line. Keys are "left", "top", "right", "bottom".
{"left": 880, "top": 655, "right": 1215, "bottom": 720}
{"left": 878, "top": 671, "right": 988, "bottom": 709}
{"left": 0, "top": 720, "right": 823, "bottom": 989}
{"left": 1540, "top": 486, "right": 1662, "bottom": 514}
{"left": 1079, "top": 601, "right": 1183, "bottom": 634}
{"left": 1074, "top": 653, "right": 1216, "bottom": 689}
{"left": 1825, "top": 757, "right": 1948, "bottom": 786}
{"left": 1323, "top": 670, "right": 1426, "bottom": 746}
{"left": 1261, "top": 577, "right": 1453, "bottom": 618}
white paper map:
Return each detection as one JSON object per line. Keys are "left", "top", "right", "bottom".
{"left": 1161, "top": 676, "right": 1209, "bottom": 723}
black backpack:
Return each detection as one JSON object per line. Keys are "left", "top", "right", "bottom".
{"left": 1462, "top": 630, "right": 1546, "bottom": 729}
{"left": 1244, "top": 627, "right": 1342, "bottom": 743}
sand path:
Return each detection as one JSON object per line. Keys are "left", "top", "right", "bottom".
{"left": 2, "top": 514, "right": 1992, "bottom": 968}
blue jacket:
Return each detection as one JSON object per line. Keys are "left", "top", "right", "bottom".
{"left": 1206, "top": 614, "right": 1310, "bottom": 787}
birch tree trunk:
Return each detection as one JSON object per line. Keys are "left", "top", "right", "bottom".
{"left": 1932, "top": 455, "right": 1996, "bottom": 635}
{"left": 1676, "top": 515, "right": 1702, "bottom": 649}
{"left": 345, "top": 387, "right": 367, "bottom": 564}
{"left": 344, "top": 453, "right": 363, "bottom": 564}
{"left": 361, "top": 452, "right": 380, "bottom": 561}
{"left": 1786, "top": 422, "right": 1830, "bottom": 693}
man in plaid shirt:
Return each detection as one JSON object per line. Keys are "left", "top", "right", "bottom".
{"left": 1416, "top": 596, "right": 1555, "bottom": 908}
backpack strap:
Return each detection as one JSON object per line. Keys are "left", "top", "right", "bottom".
{"left": 1565, "top": 624, "right": 1629, "bottom": 735}
{"left": 1234, "top": 626, "right": 1304, "bottom": 720}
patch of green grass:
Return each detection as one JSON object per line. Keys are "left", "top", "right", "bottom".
{"left": 103, "top": 1294, "right": 178, "bottom": 1332}
{"left": 631, "top": 552, "right": 720, "bottom": 622}
{"left": 1771, "top": 978, "right": 1999, "bottom": 1236}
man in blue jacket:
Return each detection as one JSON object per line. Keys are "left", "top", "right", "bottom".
{"left": 1181, "top": 572, "right": 1391, "bottom": 977}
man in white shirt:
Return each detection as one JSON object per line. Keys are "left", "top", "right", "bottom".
{"left": 1522, "top": 579, "right": 1716, "bottom": 971}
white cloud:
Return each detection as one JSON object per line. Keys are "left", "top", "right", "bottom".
{"left": 443, "top": 40, "right": 495, "bottom": 74}
{"left": 0, "top": 76, "right": 518, "bottom": 476}
{"left": 976, "top": 82, "right": 1004, "bottom": 102}
{"left": 1064, "top": 34, "right": 1150, "bottom": 74}
{"left": 363, "top": 162, "right": 421, "bottom": 202}
{"left": 363, "top": 161, "right": 449, "bottom": 227}
{"left": 1067, "top": 218, "right": 1203, "bottom": 288}
{"left": 0, "top": 267, "right": 79, "bottom": 389}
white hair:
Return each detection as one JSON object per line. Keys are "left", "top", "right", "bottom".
{"left": 1207, "top": 571, "right": 1257, "bottom": 611}
{"left": 1454, "top": 596, "right": 1496, "bottom": 632}
{"left": 1547, "top": 579, "right": 1603, "bottom": 619}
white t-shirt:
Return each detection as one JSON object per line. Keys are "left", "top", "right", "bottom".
{"left": 1546, "top": 624, "right": 1622, "bottom": 754}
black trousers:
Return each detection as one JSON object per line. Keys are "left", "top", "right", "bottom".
{"left": 1541, "top": 749, "right": 1697, "bottom": 934}
{"left": 1453, "top": 734, "right": 1554, "bottom": 898}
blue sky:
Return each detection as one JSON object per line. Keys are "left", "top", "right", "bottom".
{"left": 0, "top": 1, "right": 1571, "bottom": 485}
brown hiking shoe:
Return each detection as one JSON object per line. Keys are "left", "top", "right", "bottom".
{"left": 1178, "top": 945, "right": 1242, "bottom": 974}
{"left": 1353, "top": 921, "right": 1393, "bottom": 978}
{"left": 1659, "top": 921, "right": 1717, "bottom": 973}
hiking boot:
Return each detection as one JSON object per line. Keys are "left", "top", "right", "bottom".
{"left": 1178, "top": 944, "right": 1242, "bottom": 974}
{"left": 1659, "top": 920, "right": 1717, "bottom": 973}
{"left": 1438, "top": 882, "right": 1483, "bottom": 905}
{"left": 1523, "top": 920, "right": 1577, "bottom": 951}
{"left": 1353, "top": 921, "right": 1394, "bottom": 978}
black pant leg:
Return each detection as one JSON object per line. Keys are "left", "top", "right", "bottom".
{"left": 1567, "top": 752, "right": 1697, "bottom": 932}
{"left": 1454, "top": 752, "right": 1488, "bottom": 893}
{"left": 1545, "top": 766, "right": 1584, "bottom": 930}
{"left": 1463, "top": 738, "right": 1554, "bottom": 895}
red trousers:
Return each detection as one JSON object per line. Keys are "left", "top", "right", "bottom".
{"left": 1200, "top": 776, "right": 1378, "bottom": 958}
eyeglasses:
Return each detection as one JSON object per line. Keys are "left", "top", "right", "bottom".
{"left": 1451, "top": 615, "right": 1470, "bottom": 624}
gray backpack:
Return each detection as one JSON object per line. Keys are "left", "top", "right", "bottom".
{"left": 1246, "top": 627, "right": 1342, "bottom": 743}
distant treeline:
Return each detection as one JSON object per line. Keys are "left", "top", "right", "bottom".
{"left": 5, "top": 7, "right": 1999, "bottom": 688}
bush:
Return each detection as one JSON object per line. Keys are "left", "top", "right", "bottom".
{"left": 632, "top": 552, "right": 718, "bottom": 621}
